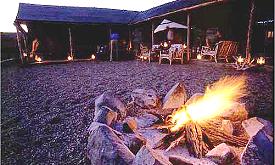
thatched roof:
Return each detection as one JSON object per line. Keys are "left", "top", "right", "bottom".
{"left": 16, "top": 1, "right": 220, "bottom": 25}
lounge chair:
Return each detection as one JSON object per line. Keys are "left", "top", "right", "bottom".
{"left": 201, "top": 41, "right": 238, "bottom": 63}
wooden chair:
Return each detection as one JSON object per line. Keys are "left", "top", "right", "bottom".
{"left": 139, "top": 44, "right": 151, "bottom": 62}
{"left": 201, "top": 41, "right": 238, "bottom": 63}
{"left": 159, "top": 46, "right": 176, "bottom": 65}
{"left": 172, "top": 45, "right": 185, "bottom": 64}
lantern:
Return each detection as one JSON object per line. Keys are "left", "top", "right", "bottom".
{"left": 163, "top": 42, "right": 168, "bottom": 48}
{"left": 197, "top": 54, "right": 202, "bottom": 60}
{"left": 91, "top": 54, "right": 96, "bottom": 60}
{"left": 67, "top": 55, "right": 73, "bottom": 61}
{"left": 256, "top": 57, "right": 265, "bottom": 65}
{"left": 35, "top": 55, "right": 42, "bottom": 62}
{"left": 183, "top": 44, "right": 187, "bottom": 49}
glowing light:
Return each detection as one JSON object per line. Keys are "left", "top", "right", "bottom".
{"left": 143, "top": 56, "right": 148, "bottom": 60}
{"left": 163, "top": 42, "right": 168, "bottom": 48}
{"left": 183, "top": 44, "right": 187, "bottom": 49}
{"left": 67, "top": 55, "right": 73, "bottom": 61}
{"left": 257, "top": 57, "right": 265, "bottom": 65}
{"left": 237, "top": 56, "right": 245, "bottom": 63}
{"left": 169, "top": 75, "right": 247, "bottom": 132}
{"left": 35, "top": 55, "right": 42, "bottom": 63}
{"left": 91, "top": 54, "right": 96, "bottom": 60}
{"left": 23, "top": 53, "right": 28, "bottom": 57}
{"left": 197, "top": 54, "right": 202, "bottom": 60}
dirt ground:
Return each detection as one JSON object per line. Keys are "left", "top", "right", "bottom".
{"left": 1, "top": 60, "right": 273, "bottom": 164}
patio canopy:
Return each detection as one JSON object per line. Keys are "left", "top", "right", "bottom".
{"left": 154, "top": 19, "right": 188, "bottom": 33}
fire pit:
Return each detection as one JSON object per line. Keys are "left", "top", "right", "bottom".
{"left": 87, "top": 75, "right": 273, "bottom": 165}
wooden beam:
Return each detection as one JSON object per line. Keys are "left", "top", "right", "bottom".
{"left": 109, "top": 27, "right": 113, "bottom": 61}
{"left": 128, "top": 26, "right": 132, "bottom": 50}
{"left": 14, "top": 22, "right": 27, "bottom": 36}
{"left": 15, "top": 28, "right": 24, "bottom": 64}
{"left": 245, "top": 0, "right": 255, "bottom": 61}
{"left": 187, "top": 13, "right": 191, "bottom": 62}
{"left": 14, "top": 22, "right": 28, "bottom": 56}
{"left": 151, "top": 22, "right": 155, "bottom": 47}
{"left": 69, "top": 27, "right": 73, "bottom": 57}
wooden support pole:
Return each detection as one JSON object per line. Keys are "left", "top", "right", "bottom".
{"left": 15, "top": 28, "right": 24, "bottom": 64}
{"left": 69, "top": 27, "right": 73, "bottom": 58}
{"left": 14, "top": 22, "right": 28, "bottom": 56}
{"left": 128, "top": 26, "right": 132, "bottom": 50}
{"left": 245, "top": 0, "right": 255, "bottom": 61}
{"left": 187, "top": 13, "right": 191, "bottom": 62}
{"left": 109, "top": 27, "right": 113, "bottom": 61}
{"left": 151, "top": 22, "right": 155, "bottom": 47}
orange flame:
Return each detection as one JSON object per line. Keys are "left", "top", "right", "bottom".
{"left": 169, "top": 75, "right": 247, "bottom": 132}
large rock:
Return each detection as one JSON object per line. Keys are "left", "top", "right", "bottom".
{"left": 242, "top": 117, "right": 273, "bottom": 138}
{"left": 162, "top": 82, "right": 188, "bottom": 109}
{"left": 123, "top": 117, "right": 138, "bottom": 133}
{"left": 185, "top": 93, "right": 204, "bottom": 106}
{"left": 220, "top": 102, "right": 248, "bottom": 121}
{"left": 121, "top": 133, "right": 146, "bottom": 155}
{"left": 241, "top": 129, "right": 273, "bottom": 165}
{"left": 136, "top": 114, "right": 159, "bottom": 128}
{"left": 206, "top": 143, "right": 236, "bottom": 164}
{"left": 168, "top": 155, "right": 194, "bottom": 165}
{"left": 95, "top": 91, "right": 127, "bottom": 120}
{"left": 221, "top": 120, "right": 234, "bottom": 135}
{"left": 131, "top": 89, "right": 161, "bottom": 108}
{"left": 87, "top": 122, "right": 135, "bottom": 165}
{"left": 132, "top": 145, "right": 173, "bottom": 165}
{"left": 93, "top": 106, "right": 117, "bottom": 126}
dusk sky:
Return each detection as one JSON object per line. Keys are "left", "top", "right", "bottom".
{"left": 0, "top": 0, "right": 174, "bottom": 32}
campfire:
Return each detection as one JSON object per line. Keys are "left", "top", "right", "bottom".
{"left": 88, "top": 74, "right": 273, "bottom": 165}
{"left": 153, "top": 75, "right": 248, "bottom": 158}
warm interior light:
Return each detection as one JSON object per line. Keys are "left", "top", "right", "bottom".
{"left": 267, "top": 31, "right": 274, "bottom": 39}
{"left": 197, "top": 54, "right": 202, "bottom": 60}
{"left": 91, "top": 54, "right": 96, "bottom": 60}
{"left": 143, "top": 56, "right": 148, "bottom": 60}
{"left": 168, "top": 75, "right": 247, "bottom": 132}
{"left": 257, "top": 57, "right": 265, "bottom": 65}
{"left": 35, "top": 55, "right": 42, "bottom": 62}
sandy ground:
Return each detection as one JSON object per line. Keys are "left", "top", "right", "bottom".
{"left": 1, "top": 60, "right": 273, "bottom": 164}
